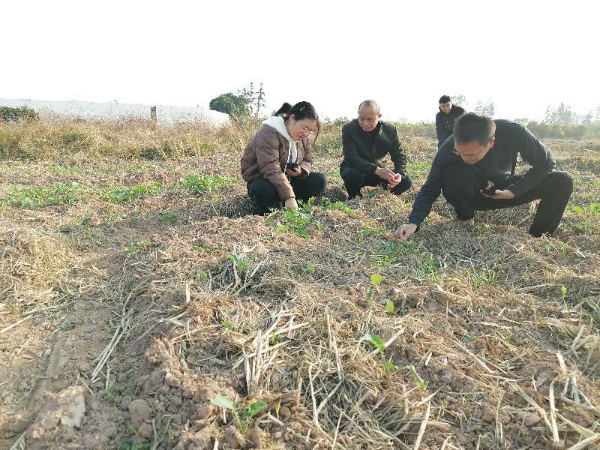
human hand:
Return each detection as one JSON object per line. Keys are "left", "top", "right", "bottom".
{"left": 284, "top": 198, "right": 299, "bottom": 210}
{"left": 375, "top": 167, "right": 397, "bottom": 183}
{"left": 286, "top": 166, "right": 302, "bottom": 177}
{"left": 393, "top": 223, "right": 417, "bottom": 241}
{"left": 481, "top": 186, "right": 515, "bottom": 200}
{"left": 387, "top": 173, "right": 402, "bottom": 189}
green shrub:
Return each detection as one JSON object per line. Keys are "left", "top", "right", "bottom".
{"left": 0, "top": 106, "right": 39, "bottom": 122}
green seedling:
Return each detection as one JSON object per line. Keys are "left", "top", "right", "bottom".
{"left": 385, "top": 300, "right": 395, "bottom": 314}
{"left": 367, "top": 274, "right": 384, "bottom": 301}
{"left": 561, "top": 285, "right": 568, "bottom": 307}
{"left": 220, "top": 321, "right": 234, "bottom": 330}
{"left": 158, "top": 211, "right": 179, "bottom": 225}
{"left": 472, "top": 269, "right": 498, "bottom": 289}
{"left": 462, "top": 335, "right": 476, "bottom": 344}
{"left": 366, "top": 333, "right": 385, "bottom": 356}
{"left": 305, "top": 263, "right": 316, "bottom": 274}
{"left": 211, "top": 396, "right": 267, "bottom": 434}
{"left": 2, "top": 183, "right": 82, "bottom": 209}
{"left": 104, "top": 183, "right": 161, "bottom": 203}
{"left": 197, "top": 269, "right": 209, "bottom": 282}
{"left": 366, "top": 333, "right": 396, "bottom": 372}
{"left": 321, "top": 198, "right": 354, "bottom": 214}
{"left": 383, "top": 360, "right": 396, "bottom": 371}
{"left": 275, "top": 209, "right": 315, "bottom": 238}
{"left": 409, "top": 365, "right": 427, "bottom": 390}
{"left": 124, "top": 240, "right": 153, "bottom": 259}
{"left": 503, "top": 329, "right": 513, "bottom": 344}
{"left": 182, "top": 174, "right": 236, "bottom": 196}
{"left": 360, "top": 227, "right": 373, "bottom": 242}
{"left": 80, "top": 216, "right": 93, "bottom": 227}
{"left": 229, "top": 254, "right": 251, "bottom": 275}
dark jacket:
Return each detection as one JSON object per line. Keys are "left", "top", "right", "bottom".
{"left": 409, "top": 120, "right": 556, "bottom": 226}
{"left": 241, "top": 124, "right": 313, "bottom": 201}
{"left": 436, "top": 105, "right": 465, "bottom": 147}
{"left": 340, "top": 120, "right": 407, "bottom": 176}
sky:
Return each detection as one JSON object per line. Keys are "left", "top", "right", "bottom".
{"left": 3, "top": 0, "right": 599, "bottom": 122}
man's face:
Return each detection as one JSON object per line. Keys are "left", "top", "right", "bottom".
{"left": 453, "top": 138, "right": 495, "bottom": 165}
{"left": 439, "top": 102, "right": 452, "bottom": 114}
{"left": 358, "top": 105, "right": 381, "bottom": 132}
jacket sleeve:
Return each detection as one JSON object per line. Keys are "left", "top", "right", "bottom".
{"left": 389, "top": 126, "right": 407, "bottom": 176}
{"left": 255, "top": 132, "right": 295, "bottom": 201}
{"left": 435, "top": 113, "right": 445, "bottom": 147}
{"left": 408, "top": 144, "right": 449, "bottom": 227}
{"left": 506, "top": 125, "right": 556, "bottom": 198}
{"left": 342, "top": 127, "right": 378, "bottom": 176}
{"left": 299, "top": 139, "right": 312, "bottom": 178}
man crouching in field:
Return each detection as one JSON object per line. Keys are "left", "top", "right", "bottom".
{"left": 394, "top": 112, "right": 573, "bottom": 240}
{"left": 340, "top": 100, "right": 412, "bottom": 199}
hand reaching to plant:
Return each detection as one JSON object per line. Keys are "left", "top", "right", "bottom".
{"left": 284, "top": 198, "right": 298, "bottom": 210}
{"left": 393, "top": 223, "right": 417, "bottom": 241}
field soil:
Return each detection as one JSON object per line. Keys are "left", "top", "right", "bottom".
{"left": 1, "top": 127, "right": 600, "bottom": 449}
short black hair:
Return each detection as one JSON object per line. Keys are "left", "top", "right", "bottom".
{"left": 439, "top": 95, "right": 451, "bottom": 104}
{"left": 453, "top": 112, "right": 496, "bottom": 145}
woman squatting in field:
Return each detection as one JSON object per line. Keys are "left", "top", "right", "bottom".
{"left": 240, "top": 101, "right": 327, "bottom": 214}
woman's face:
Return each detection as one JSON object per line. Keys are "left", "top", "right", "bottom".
{"left": 287, "top": 115, "right": 318, "bottom": 141}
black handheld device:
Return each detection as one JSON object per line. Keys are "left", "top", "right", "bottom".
{"left": 482, "top": 185, "right": 497, "bottom": 195}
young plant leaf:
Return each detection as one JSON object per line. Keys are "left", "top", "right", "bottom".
{"left": 305, "top": 263, "right": 316, "bottom": 273}
{"left": 462, "top": 335, "right": 476, "bottom": 344}
{"left": 385, "top": 300, "right": 394, "bottom": 313}
{"left": 384, "top": 360, "right": 395, "bottom": 371}
{"left": 245, "top": 401, "right": 267, "bottom": 419}
{"left": 366, "top": 334, "right": 385, "bottom": 356}
{"left": 211, "top": 396, "right": 236, "bottom": 410}
{"left": 371, "top": 274, "right": 385, "bottom": 285}
{"left": 366, "top": 287, "right": 374, "bottom": 301}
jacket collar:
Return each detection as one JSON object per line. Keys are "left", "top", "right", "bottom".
{"left": 263, "top": 116, "right": 296, "bottom": 145}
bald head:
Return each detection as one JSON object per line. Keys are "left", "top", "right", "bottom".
{"left": 357, "top": 99, "right": 381, "bottom": 132}
{"left": 358, "top": 99, "right": 380, "bottom": 114}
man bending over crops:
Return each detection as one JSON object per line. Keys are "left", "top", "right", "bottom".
{"left": 340, "top": 100, "right": 412, "bottom": 199}
{"left": 394, "top": 112, "right": 573, "bottom": 240}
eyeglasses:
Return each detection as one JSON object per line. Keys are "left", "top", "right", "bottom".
{"left": 300, "top": 124, "right": 316, "bottom": 136}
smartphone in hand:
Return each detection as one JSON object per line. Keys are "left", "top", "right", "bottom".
{"left": 482, "top": 185, "right": 497, "bottom": 195}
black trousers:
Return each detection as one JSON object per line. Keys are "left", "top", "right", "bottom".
{"left": 340, "top": 167, "right": 412, "bottom": 199}
{"left": 247, "top": 172, "right": 327, "bottom": 215}
{"left": 441, "top": 161, "right": 573, "bottom": 236}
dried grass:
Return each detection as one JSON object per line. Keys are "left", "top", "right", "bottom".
{"left": 0, "top": 226, "right": 74, "bottom": 308}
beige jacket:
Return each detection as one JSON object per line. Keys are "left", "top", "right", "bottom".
{"left": 240, "top": 119, "right": 313, "bottom": 201}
